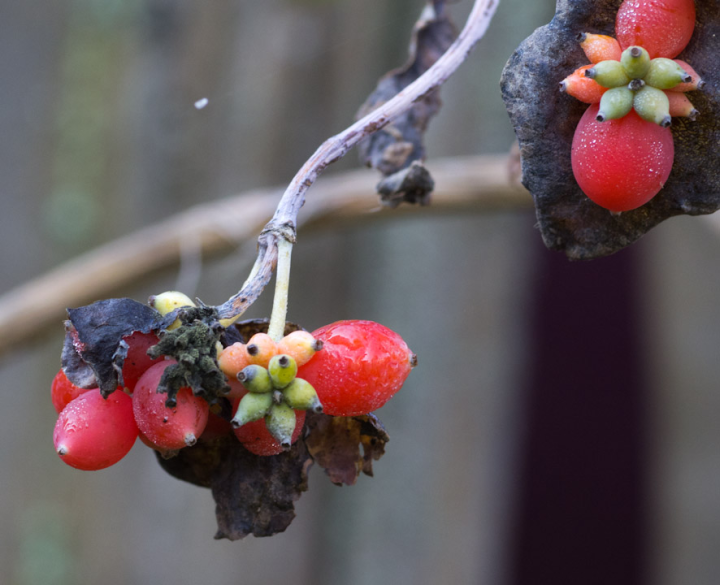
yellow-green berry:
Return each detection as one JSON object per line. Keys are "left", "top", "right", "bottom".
{"left": 620, "top": 46, "right": 650, "bottom": 79}
{"left": 585, "top": 60, "right": 630, "bottom": 88}
{"left": 231, "top": 392, "right": 273, "bottom": 428}
{"left": 149, "top": 291, "right": 196, "bottom": 330}
{"left": 268, "top": 354, "right": 298, "bottom": 389}
{"left": 265, "top": 403, "right": 296, "bottom": 449}
{"left": 597, "top": 87, "right": 634, "bottom": 122}
{"left": 644, "top": 58, "right": 692, "bottom": 90}
{"left": 283, "top": 378, "right": 323, "bottom": 413}
{"left": 633, "top": 86, "right": 671, "bottom": 127}
{"left": 237, "top": 365, "right": 273, "bottom": 393}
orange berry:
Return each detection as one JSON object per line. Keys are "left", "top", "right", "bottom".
{"left": 277, "top": 330, "right": 324, "bottom": 367}
{"left": 666, "top": 91, "right": 698, "bottom": 119}
{"left": 218, "top": 342, "right": 251, "bottom": 378}
{"left": 560, "top": 65, "right": 607, "bottom": 104}
{"left": 578, "top": 33, "right": 622, "bottom": 63}
{"left": 246, "top": 333, "right": 278, "bottom": 367}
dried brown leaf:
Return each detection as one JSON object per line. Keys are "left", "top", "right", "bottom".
{"left": 304, "top": 412, "right": 389, "bottom": 486}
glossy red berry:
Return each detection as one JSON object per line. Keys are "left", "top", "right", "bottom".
{"left": 54, "top": 389, "right": 138, "bottom": 470}
{"left": 572, "top": 103, "right": 674, "bottom": 212}
{"left": 51, "top": 369, "right": 93, "bottom": 413}
{"left": 121, "top": 331, "right": 163, "bottom": 391}
{"left": 132, "top": 361, "right": 209, "bottom": 450}
{"left": 616, "top": 0, "right": 696, "bottom": 59}
{"left": 296, "top": 320, "right": 416, "bottom": 417}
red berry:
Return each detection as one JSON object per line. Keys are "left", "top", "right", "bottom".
{"left": 616, "top": 0, "right": 695, "bottom": 59}
{"left": 572, "top": 104, "right": 674, "bottom": 212}
{"left": 232, "top": 398, "right": 306, "bottom": 456}
{"left": 121, "top": 331, "right": 163, "bottom": 391}
{"left": 51, "top": 369, "right": 93, "bottom": 413}
{"left": 54, "top": 389, "right": 138, "bottom": 471}
{"left": 132, "top": 361, "right": 209, "bottom": 450}
{"left": 296, "top": 320, "right": 415, "bottom": 417}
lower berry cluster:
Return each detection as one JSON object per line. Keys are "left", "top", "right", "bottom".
{"left": 53, "top": 303, "right": 416, "bottom": 471}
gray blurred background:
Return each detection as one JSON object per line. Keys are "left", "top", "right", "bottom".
{"left": 2, "top": 0, "right": 720, "bottom": 584}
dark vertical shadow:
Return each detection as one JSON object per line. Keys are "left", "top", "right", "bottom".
{"left": 508, "top": 240, "right": 648, "bottom": 585}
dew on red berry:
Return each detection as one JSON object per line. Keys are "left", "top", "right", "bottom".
{"left": 233, "top": 407, "right": 306, "bottom": 456}
{"left": 51, "top": 369, "right": 94, "bottom": 413}
{"left": 615, "top": 0, "right": 696, "bottom": 59}
{"left": 132, "top": 361, "right": 209, "bottom": 450}
{"left": 54, "top": 389, "right": 138, "bottom": 471}
{"left": 297, "top": 320, "right": 415, "bottom": 417}
{"left": 571, "top": 104, "right": 674, "bottom": 212}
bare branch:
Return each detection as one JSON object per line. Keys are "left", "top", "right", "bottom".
{"left": 0, "top": 155, "right": 528, "bottom": 356}
{"left": 215, "top": 0, "right": 501, "bottom": 321}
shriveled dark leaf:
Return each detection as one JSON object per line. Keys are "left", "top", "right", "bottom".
{"left": 211, "top": 439, "right": 313, "bottom": 540}
{"left": 357, "top": 0, "right": 456, "bottom": 206}
{"left": 304, "top": 412, "right": 389, "bottom": 486}
{"left": 64, "top": 299, "right": 172, "bottom": 396}
{"left": 501, "top": 0, "right": 720, "bottom": 259}
{"left": 147, "top": 307, "right": 230, "bottom": 406}
{"left": 61, "top": 323, "right": 97, "bottom": 389}
{"left": 376, "top": 161, "right": 435, "bottom": 208}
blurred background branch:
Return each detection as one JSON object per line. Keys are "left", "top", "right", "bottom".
{"left": 0, "top": 154, "right": 529, "bottom": 356}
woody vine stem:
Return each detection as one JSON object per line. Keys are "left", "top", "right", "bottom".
{"left": 215, "top": 0, "right": 500, "bottom": 332}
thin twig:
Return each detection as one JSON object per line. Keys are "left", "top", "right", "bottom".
{"left": 215, "top": 0, "right": 501, "bottom": 321}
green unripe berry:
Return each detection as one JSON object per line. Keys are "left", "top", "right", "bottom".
{"left": 265, "top": 403, "right": 297, "bottom": 449}
{"left": 597, "top": 87, "right": 634, "bottom": 122}
{"left": 633, "top": 86, "right": 671, "bottom": 127}
{"left": 237, "top": 365, "right": 273, "bottom": 393}
{"left": 283, "top": 378, "right": 323, "bottom": 413}
{"left": 620, "top": 46, "right": 650, "bottom": 79}
{"left": 644, "top": 58, "right": 692, "bottom": 90}
{"left": 585, "top": 60, "right": 630, "bottom": 88}
{"left": 232, "top": 392, "right": 273, "bottom": 427}
{"left": 268, "top": 354, "right": 298, "bottom": 389}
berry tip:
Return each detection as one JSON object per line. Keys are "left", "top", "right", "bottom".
{"left": 57, "top": 446, "right": 67, "bottom": 456}
{"left": 184, "top": 433, "right": 197, "bottom": 447}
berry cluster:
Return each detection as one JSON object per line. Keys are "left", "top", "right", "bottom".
{"left": 53, "top": 293, "right": 416, "bottom": 470}
{"left": 560, "top": 0, "right": 701, "bottom": 212}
